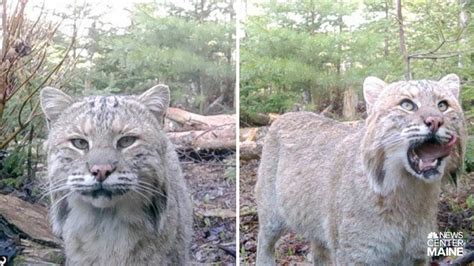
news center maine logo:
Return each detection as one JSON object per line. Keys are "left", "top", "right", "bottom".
{"left": 427, "top": 232, "right": 464, "bottom": 256}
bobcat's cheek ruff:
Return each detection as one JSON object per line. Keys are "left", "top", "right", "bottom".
{"left": 407, "top": 135, "right": 457, "bottom": 178}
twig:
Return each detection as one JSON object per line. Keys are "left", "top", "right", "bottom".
{"left": 218, "top": 244, "right": 236, "bottom": 257}
{"left": 17, "top": 27, "right": 76, "bottom": 127}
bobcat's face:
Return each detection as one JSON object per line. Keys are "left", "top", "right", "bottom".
{"left": 362, "top": 74, "right": 465, "bottom": 193}
{"left": 41, "top": 86, "right": 170, "bottom": 208}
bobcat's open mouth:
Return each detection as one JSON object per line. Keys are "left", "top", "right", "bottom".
{"left": 407, "top": 135, "right": 457, "bottom": 178}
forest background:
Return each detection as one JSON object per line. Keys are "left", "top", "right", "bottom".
{"left": 240, "top": 0, "right": 473, "bottom": 173}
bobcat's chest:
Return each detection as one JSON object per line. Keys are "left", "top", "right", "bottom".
{"left": 62, "top": 204, "right": 151, "bottom": 265}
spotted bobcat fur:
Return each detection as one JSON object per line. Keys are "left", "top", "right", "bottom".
{"left": 40, "top": 85, "right": 192, "bottom": 265}
{"left": 256, "top": 74, "right": 466, "bottom": 265}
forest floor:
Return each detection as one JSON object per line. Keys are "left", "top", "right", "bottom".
{"left": 0, "top": 153, "right": 236, "bottom": 265}
{"left": 183, "top": 157, "right": 236, "bottom": 264}
{"left": 239, "top": 159, "right": 474, "bottom": 265}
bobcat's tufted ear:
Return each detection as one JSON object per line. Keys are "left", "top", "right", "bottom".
{"left": 363, "top": 76, "right": 387, "bottom": 112}
{"left": 40, "top": 87, "right": 74, "bottom": 123}
{"left": 138, "top": 84, "right": 170, "bottom": 124}
{"left": 439, "top": 73, "right": 460, "bottom": 99}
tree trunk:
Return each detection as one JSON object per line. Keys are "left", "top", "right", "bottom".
{"left": 343, "top": 87, "right": 358, "bottom": 120}
{"left": 396, "top": 0, "right": 411, "bottom": 79}
{"left": 0, "top": 0, "right": 7, "bottom": 124}
{"left": 384, "top": 0, "right": 389, "bottom": 57}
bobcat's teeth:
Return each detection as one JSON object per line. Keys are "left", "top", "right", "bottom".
{"left": 409, "top": 149, "right": 418, "bottom": 162}
{"left": 418, "top": 158, "right": 438, "bottom": 171}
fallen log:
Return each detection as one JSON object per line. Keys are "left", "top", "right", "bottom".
{"left": 167, "top": 107, "right": 235, "bottom": 130}
{"left": 167, "top": 125, "right": 236, "bottom": 150}
{"left": 17, "top": 238, "right": 63, "bottom": 265}
{"left": 240, "top": 112, "right": 279, "bottom": 127}
{"left": 239, "top": 127, "right": 268, "bottom": 160}
{"left": 0, "top": 195, "right": 60, "bottom": 247}
{"left": 239, "top": 127, "right": 268, "bottom": 142}
{"left": 240, "top": 141, "right": 262, "bottom": 160}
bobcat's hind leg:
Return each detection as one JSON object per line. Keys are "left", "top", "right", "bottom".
{"left": 255, "top": 207, "right": 285, "bottom": 266}
{"left": 311, "top": 241, "right": 331, "bottom": 266}
{"left": 255, "top": 126, "right": 285, "bottom": 265}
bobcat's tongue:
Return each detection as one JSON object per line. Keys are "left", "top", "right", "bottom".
{"left": 414, "top": 136, "right": 457, "bottom": 171}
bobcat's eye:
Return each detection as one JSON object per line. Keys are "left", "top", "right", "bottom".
{"left": 438, "top": 100, "right": 449, "bottom": 112}
{"left": 400, "top": 99, "right": 417, "bottom": 111}
{"left": 117, "top": 136, "right": 137, "bottom": 149}
{"left": 71, "top": 138, "right": 89, "bottom": 150}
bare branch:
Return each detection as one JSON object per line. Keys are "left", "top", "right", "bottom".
{"left": 2, "top": 0, "right": 8, "bottom": 59}
{"left": 17, "top": 29, "right": 76, "bottom": 127}
{"left": 6, "top": 48, "right": 47, "bottom": 102}
{"left": 26, "top": 0, "right": 46, "bottom": 39}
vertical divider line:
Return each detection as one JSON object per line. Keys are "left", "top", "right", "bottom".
{"left": 235, "top": 0, "right": 242, "bottom": 264}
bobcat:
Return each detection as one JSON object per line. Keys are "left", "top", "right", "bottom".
{"left": 40, "top": 85, "right": 192, "bottom": 265}
{"left": 255, "top": 74, "right": 466, "bottom": 265}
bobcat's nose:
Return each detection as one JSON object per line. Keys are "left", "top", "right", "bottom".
{"left": 89, "top": 164, "right": 116, "bottom": 182}
{"left": 424, "top": 116, "right": 444, "bottom": 133}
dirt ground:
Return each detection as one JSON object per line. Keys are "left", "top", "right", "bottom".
{"left": 183, "top": 158, "right": 236, "bottom": 264}
{"left": 239, "top": 159, "right": 474, "bottom": 265}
